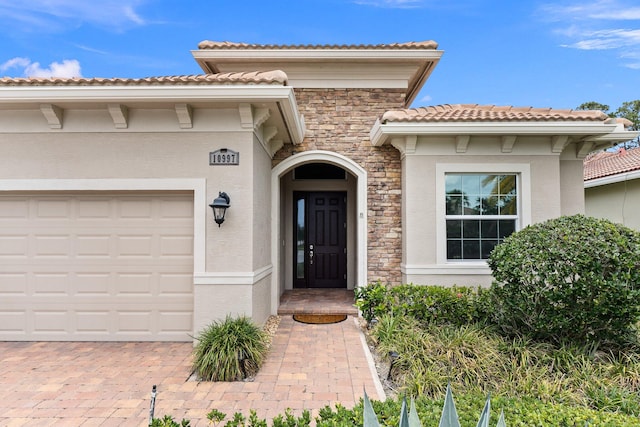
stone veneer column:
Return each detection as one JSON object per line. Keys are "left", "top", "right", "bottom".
{"left": 272, "top": 88, "right": 405, "bottom": 285}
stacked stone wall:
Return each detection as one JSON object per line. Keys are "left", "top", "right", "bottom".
{"left": 273, "top": 88, "right": 405, "bottom": 285}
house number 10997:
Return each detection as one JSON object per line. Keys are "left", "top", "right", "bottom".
{"left": 209, "top": 149, "right": 239, "bottom": 165}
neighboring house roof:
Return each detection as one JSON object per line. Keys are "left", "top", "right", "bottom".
{"left": 197, "top": 40, "right": 439, "bottom": 50}
{"left": 0, "top": 70, "right": 289, "bottom": 86}
{"left": 584, "top": 147, "right": 640, "bottom": 183}
{"left": 380, "top": 104, "right": 614, "bottom": 123}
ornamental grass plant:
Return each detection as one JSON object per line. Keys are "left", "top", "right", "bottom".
{"left": 192, "top": 315, "right": 268, "bottom": 382}
{"left": 362, "top": 286, "right": 640, "bottom": 418}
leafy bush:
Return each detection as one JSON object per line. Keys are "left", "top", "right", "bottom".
{"left": 355, "top": 283, "right": 477, "bottom": 326}
{"left": 487, "top": 214, "right": 640, "bottom": 347}
{"left": 354, "top": 281, "right": 388, "bottom": 323}
{"left": 150, "top": 415, "right": 190, "bottom": 426}
{"left": 192, "top": 315, "right": 268, "bottom": 381}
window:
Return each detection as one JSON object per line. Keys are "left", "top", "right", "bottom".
{"left": 445, "top": 174, "right": 517, "bottom": 260}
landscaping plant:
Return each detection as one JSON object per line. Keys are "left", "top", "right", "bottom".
{"left": 192, "top": 315, "right": 268, "bottom": 381}
{"left": 355, "top": 283, "right": 477, "bottom": 327}
{"left": 487, "top": 214, "right": 640, "bottom": 348}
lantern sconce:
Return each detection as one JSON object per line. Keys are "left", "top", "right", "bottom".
{"left": 209, "top": 192, "right": 230, "bottom": 227}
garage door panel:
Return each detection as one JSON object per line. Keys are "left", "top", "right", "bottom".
{"left": 34, "top": 235, "right": 72, "bottom": 257}
{"left": 159, "top": 273, "right": 194, "bottom": 294}
{"left": 0, "top": 198, "right": 29, "bottom": 218}
{"left": 0, "top": 273, "right": 27, "bottom": 293}
{"left": 36, "top": 199, "right": 71, "bottom": 218}
{"left": 0, "top": 311, "right": 26, "bottom": 333}
{"left": 0, "top": 235, "right": 28, "bottom": 256}
{"left": 33, "top": 273, "right": 70, "bottom": 294}
{"left": 76, "top": 273, "right": 110, "bottom": 294}
{"left": 0, "top": 193, "right": 194, "bottom": 342}
{"left": 76, "top": 235, "right": 111, "bottom": 257}
{"left": 160, "top": 235, "right": 194, "bottom": 256}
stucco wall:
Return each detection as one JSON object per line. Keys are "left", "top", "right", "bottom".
{"left": 0, "top": 106, "right": 275, "bottom": 331}
{"left": 560, "top": 157, "right": 586, "bottom": 216}
{"left": 586, "top": 179, "right": 640, "bottom": 230}
{"left": 273, "top": 88, "right": 406, "bottom": 285}
{"left": 252, "top": 135, "right": 273, "bottom": 270}
{"left": 399, "top": 135, "right": 584, "bottom": 287}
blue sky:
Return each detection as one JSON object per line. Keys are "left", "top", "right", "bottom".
{"left": 0, "top": 0, "right": 639, "bottom": 111}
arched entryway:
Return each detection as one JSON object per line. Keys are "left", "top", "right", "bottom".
{"left": 270, "top": 151, "right": 367, "bottom": 314}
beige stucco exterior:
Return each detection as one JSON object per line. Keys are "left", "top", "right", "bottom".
{"left": 586, "top": 176, "right": 640, "bottom": 230}
{"left": 0, "top": 88, "right": 303, "bottom": 340}
{"left": 393, "top": 136, "right": 587, "bottom": 286}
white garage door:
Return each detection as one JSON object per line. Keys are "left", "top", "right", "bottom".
{"left": 0, "top": 192, "right": 194, "bottom": 341}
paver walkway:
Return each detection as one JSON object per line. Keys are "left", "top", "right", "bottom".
{"left": 0, "top": 316, "right": 383, "bottom": 426}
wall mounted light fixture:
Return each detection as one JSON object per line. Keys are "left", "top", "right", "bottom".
{"left": 209, "top": 192, "right": 230, "bottom": 227}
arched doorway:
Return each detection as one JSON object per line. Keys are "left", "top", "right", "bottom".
{"left": 270, "top": 151, "right": 367, "bottom": 314}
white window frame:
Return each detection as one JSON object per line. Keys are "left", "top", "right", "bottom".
{"left": 436, "top": 163, "right": 531, "bottom": 266}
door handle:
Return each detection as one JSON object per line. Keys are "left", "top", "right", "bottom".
{"left": 309, "top": 244, "right": 314, "bottom": 265}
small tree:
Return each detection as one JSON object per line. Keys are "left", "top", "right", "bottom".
{"left": 576, "top": 101, "right": 611, "bottom": 115}
{"left": 614, "top": 100, "right": 640, "bottom": 148}
{"left": 576, "top": 100, "right": 640, "bottom": 150}
{"left": 487, "top": 215, "right": 640, "bottom": 348}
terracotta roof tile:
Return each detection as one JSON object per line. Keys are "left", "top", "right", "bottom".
{"left": 381, "top": 104, "right": 610, "bottom": 123}
{"left": 584, "top": 146, "right": 640, "bottom": 180}
{"left": 0, "top": 70, "right": 288, "bottom": 86}
{"left": 197, "top": 40, "right": 439, "bottom": 50}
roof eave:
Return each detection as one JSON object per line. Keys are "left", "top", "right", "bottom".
{"left": 585, "top": 168, "right": 640, "bottom": 188}
{"left": 0, "top": 84, "right": 294, "bottom": 103}
{"left": 370, "top": 121, "right": 627, "bottom": 146}
{"left": 0, "top": 84, "right": 306, "bottom": 145}
{"left": 191, "top": 48, "right": 444, "bottom": 104}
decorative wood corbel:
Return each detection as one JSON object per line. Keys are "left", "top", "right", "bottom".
{"left": 501, "top": 135, "right": 517, "bottom": 153}
{"left": 551, "top": 135, "right": 569, "bottom": 153}
{"left": 108, "top": 104, "right": 129, "bottom": 129}
{"left": 175, "top": 104, "right": 193, "bottom": 129}
{"left": 456, "top": 135, "right": 470, "bottom": 153}
{"left": 40, "top": 104, "right": 63, "bottom": 129}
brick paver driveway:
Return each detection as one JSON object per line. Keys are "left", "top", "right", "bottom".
{"left": 0, "top": 316, "right": 383, "bottom": 426}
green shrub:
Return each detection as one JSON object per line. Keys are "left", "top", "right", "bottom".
{"left": 355, "top": 283, "right": 477, "bottom": 327}
{"left": 487, "top": 214, "right": 640, "bottom": 348}
{"left": 192, "top": 315, "right": 268, "bottom": 381}
{"left": 316, "top": 392, "right": 640, "bottom": 426}
{"left": 354, "top": 281, "right": 389, "bottom": 323}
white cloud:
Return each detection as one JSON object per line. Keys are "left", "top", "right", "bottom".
{"left": 540, "top": 0, "right": 640, "bottom": 22}
{"left": 0, "top": 57, "right": 31, "bottom": 72}
{"left": 0, "top": 0, "right": 149, "bottom": 33}
{"left": 352, "top": 0, "right": 425, "bottom": 8}
{"left": 539, "top": 1, "right": 640, "bottom": 69}
{"left": 562, "top": 29, "right": 640, "bottom": 50}
{"left": 1, "top": 57, "right": 82, "bottom": 78}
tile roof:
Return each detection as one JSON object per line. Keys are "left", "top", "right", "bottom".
{"left": 197, "top": 40, "right": 439, "bottom": 50}
{"left": 381, "top": 104, "right": 613, "bottom": 123}
{"left": 0, "top": 70, "right": 288, "bottom": 86}
{"left": 584, "top": 146, "right": 640, "bottom": 181}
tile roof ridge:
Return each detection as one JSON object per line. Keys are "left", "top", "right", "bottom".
{"left": 381, "top": 104, "right": 611, "bottom": 123}
{"left": 197, "top": 40, "right": 439, "bottom": 50}
{"left": 0, "top": 70, "right": 289, "bottom": 86}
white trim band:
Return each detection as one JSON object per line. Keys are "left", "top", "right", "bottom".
{"left": 194, "top": 265, "right": 273, "bottom": 285}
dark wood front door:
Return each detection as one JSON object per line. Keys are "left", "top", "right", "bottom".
{"left": 293, "top": 191, "right": 347, "bottom": 288}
